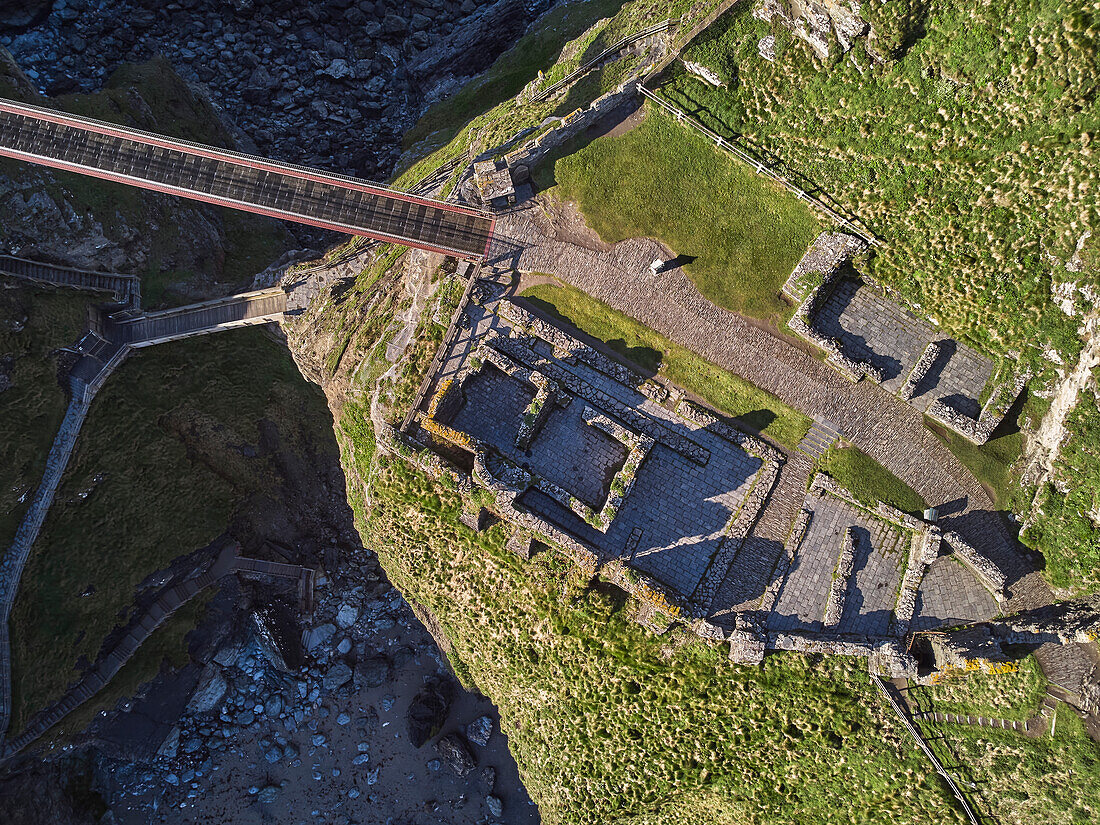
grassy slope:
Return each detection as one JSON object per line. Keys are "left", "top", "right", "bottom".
{"left": 9, "top": 328, "right": 334, "bottom": 731}
{"left": 38, "top": 592, "right": 215, "bottom": 753}
{"left": 1023, "top": 376, "right": 1100, "bottom": 593}
{"left": 0, "top": 56, "right": 288, "bottom": 305}
{"left": 403, "top": 0, "right": 627, "bottom": 149}
{"left": 344, "top": 453, "right": 965, "bottom": 825}
{"left": 910, "top": 654, "right": 1047, "bottom": 722}
{"left": 917, "top": 707, "right": 1100, "bottom": 825}
{"left": 521, "top": 282, "right": 810, "bottom": 448}
{"left": 930, "top": 421, "right": 1024, "bottom": 509}
{"left": 394, "top": 0, "right": 726, "bottom": 193}
{"left": 0, "top": 283, "right": 92, "bottom": 549}
{"left": 816, "top": 444, "right": 928, "bottom": 515}
{"left": 545, "top": 108, "right": 821, "bottom": 323}
{"left": 656, "top": 0, "right": 1100, "bottom": 592}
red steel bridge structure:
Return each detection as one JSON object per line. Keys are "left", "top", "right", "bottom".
{"left": 0, "top": 97, "right": 494, "bottom": 261}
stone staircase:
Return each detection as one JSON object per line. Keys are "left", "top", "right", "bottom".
{"left": 913, "top": 690, "right": 1060, "bottom": 735}
{"left": 796, "top": 419, "right": 841, "bottom": 459}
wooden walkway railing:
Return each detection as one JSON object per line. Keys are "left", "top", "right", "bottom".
{"left": 1, "top": 549, "right": 316, "bottom": 759}
{"left": 638, "top": 86, "right": 879, "bottom": 246}
{"left": 0, "top": 254, "right": 140, "bottom": 305}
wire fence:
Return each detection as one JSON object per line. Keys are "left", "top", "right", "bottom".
{"left": 638, "top": 86, "right": 879, "bottom": 246}
{"left": 870, "top": 674, "right": 981, "bottom": 825}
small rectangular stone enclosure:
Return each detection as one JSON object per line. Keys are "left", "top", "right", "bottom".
{"left": 783, "top": 232, "right": 1023, "bottom": 443}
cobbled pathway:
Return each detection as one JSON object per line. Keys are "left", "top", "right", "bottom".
{"left": 495, "top": 202, "right": 1099, "bottom": 707}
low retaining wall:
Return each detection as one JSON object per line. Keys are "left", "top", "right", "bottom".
{"left": 926, "top": 371, "right": 1028, "bottom": 445}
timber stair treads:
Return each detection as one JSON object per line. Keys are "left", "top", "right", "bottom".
{"left": 796, "top": 419, "right": 841, "bottom": 459}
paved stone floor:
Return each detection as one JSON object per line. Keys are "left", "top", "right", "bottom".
{"left": 911, "top": 554, "right": 1000, "bottom": 631}
{"left": 814, "top": 280, "right": 995, "bottom": 415}
{"left": 527, "top": 404, "right": 628, "bottom": 509}
{"left": 709, "top": 453, "right": 814, "bottom": 622}
{"left": 432, "top": 284, "right": 765, "bottom": 600}
{"left": 769, "top": 492, "right": 908, "bottom": 636}
{"left": 454, "top": 370, "right": 628, "bottom": 509}
{"left": 488, "top": 197, "right": 1099, "bottom": 706}
{"left": 451, "top": 366, "right": 533, "bottom": 447}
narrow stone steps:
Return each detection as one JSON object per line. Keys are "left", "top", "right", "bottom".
{"left": 796, "top": 419, "right": 840, "bottom": 459}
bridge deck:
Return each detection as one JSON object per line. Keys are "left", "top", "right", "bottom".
{"left": 0, "top": 254, "right": 139, "bottom": 302}
{"left": 111, "top": 288, "right": 286, "bottom": 345}
{"left": 0, "top": 98, "right": 494, "bottom": 260}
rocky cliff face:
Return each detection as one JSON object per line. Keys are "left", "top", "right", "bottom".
{"left": 0, "top": 50, "right": 294, "bottom": 300}
{"left": 754, "top": 0, "right": 877, "bottom": 63}
{"left": 1, "top": 0, "right": 556, "bottom": 180}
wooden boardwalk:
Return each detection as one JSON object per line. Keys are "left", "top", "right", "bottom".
{"left": 110, "top": 288, "right": 286, "bottom": 346}
{"left": 0, "top": 254, "right": 140, "bottom": 305}
{"left": 1, "top": 547, "right": 316, "bottom": 759}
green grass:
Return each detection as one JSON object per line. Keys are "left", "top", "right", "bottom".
{"left": 520, "top": 282, "right": 811, "bottom": 448}
{"left": 0, "top": 283, "right": 93, "bottom": 549}
{"left": 35, "top": 591, "right": 215, "bottom": 754}
{"left": 649, "top": 0, "right": 1100, "bottom": 591}
{"left": 1021, "top": 377, "right": 1100, "bottom": 594}
{"left": 9, "top": 328, "right": 335, "bottom": 732}
{"left": 815, "top": 444, "right": 928, "bottom": 515}
{"left": 916, "top": 706, "right": 1100, "bottom": 825}
{"left": 928, "top": 419, "right": 1023, "bottom": 510}
{"left": 345, "top": 455, "right": 969, "bottom": 825}
{"left": 908, "top": 653, "right": 1047, "bottom": 723}
{"left": 544, "top": 107, "right": 821, "bottom": 324}
{"left": 403, "top": 0, "right": 628, "bottom": 150}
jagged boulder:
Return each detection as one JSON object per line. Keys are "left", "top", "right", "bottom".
{"left": 405, "top": 675, "right": 455, "bottom": 747}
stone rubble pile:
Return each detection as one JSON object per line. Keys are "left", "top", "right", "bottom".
{"left": 93, "top": 567, "right": 493, "bottom": 815}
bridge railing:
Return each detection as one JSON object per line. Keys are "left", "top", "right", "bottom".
{"left": 0, "top": 97, "right": 493, "bottom": 221}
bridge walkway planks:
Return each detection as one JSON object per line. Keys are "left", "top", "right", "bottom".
{"left": 110, "top": 288, "right": 286, "bottom": 346}
{"left": 0, "top": 97, "right": 494, "bottom": 260}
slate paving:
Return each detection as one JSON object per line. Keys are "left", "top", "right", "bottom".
{"left": 769, "top": 492, "right": 908, "bottom": 635}
{"left": 911, "top": 555, "right": 1000, "bottom": 631}
{"left": 430, "top": 279, "right": 766, "bottom": 600}
{"left": 489, "top": 203, "right": 1099, "bottom": 706}
{"left": 814, "top": 279, "right": 995, "bottom": 415}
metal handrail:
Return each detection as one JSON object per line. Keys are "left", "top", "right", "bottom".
{"left": 0, "top": 97, "right": 493, "bottom": 220}
{"left": 870, "top": 674, "right": 981, "bottom": 825}
{"left": 531, "top": 19, "right": 675, "bottom": 102}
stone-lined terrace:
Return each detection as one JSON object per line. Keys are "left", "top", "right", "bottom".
{"left": 781, "top": 232, "right": 1023, "bottom": 444}
{"left": 414, "top": 276, "right": 785, "bottom": 610}
{"left": 815, "top": 280, "right": 995, "bottom": 416}
{"left": 761, "top": 475, "right": 1001, "bottom": 643}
